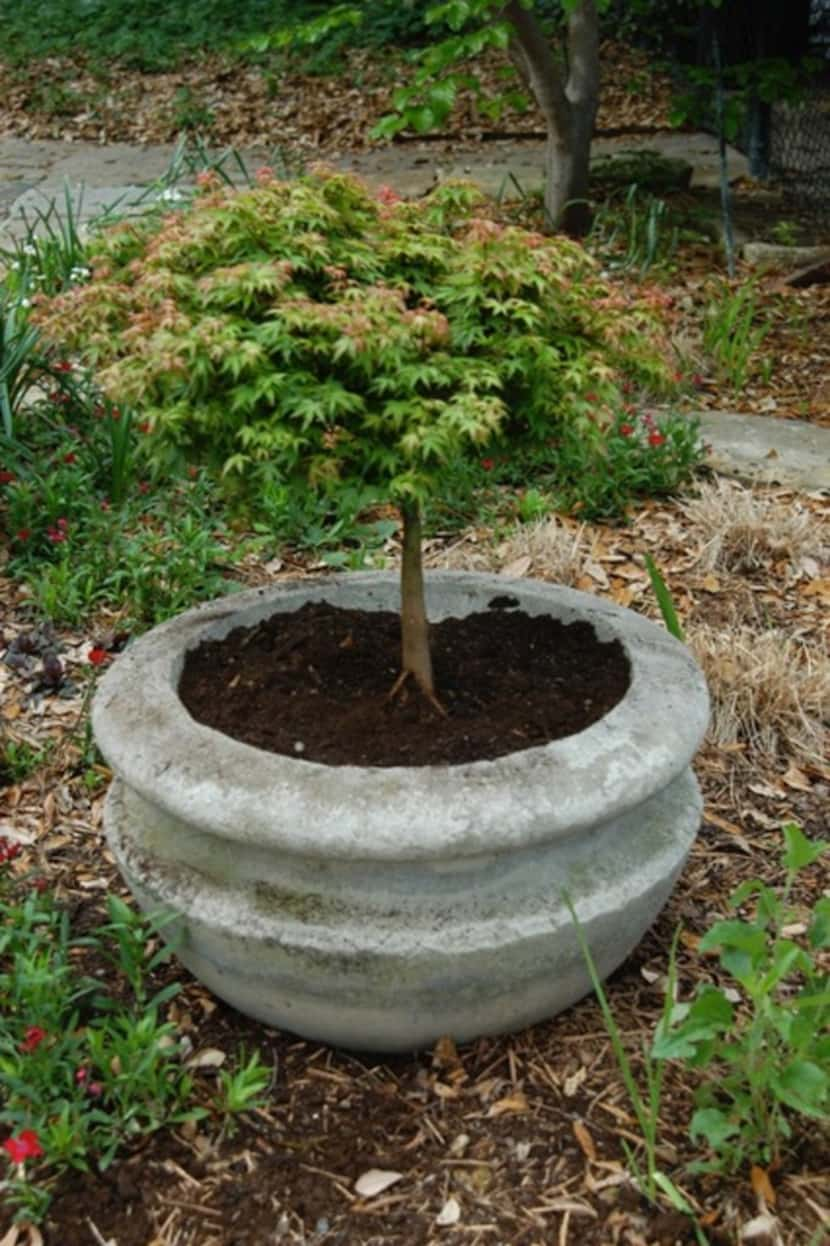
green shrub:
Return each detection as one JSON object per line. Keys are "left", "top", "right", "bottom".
{"left": 34, "top": 167, "right": 675, "bottom": 697}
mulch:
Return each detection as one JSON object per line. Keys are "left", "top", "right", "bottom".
{"left": 1, "top": 480, "right": 828, "bottom": 1246}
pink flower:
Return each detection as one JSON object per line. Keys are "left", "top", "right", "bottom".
{"left": 19, "top": 1026, "right": 47, "bottom": 1054}
{"left": 3, "top": 1131, "right": 44, "bottom": 1164}
{"left": 75, "top": 1067, "right": 88, "bottom": 1084}
{"left": 255, "top": 166, "right": 275, "bottom": 184}
{"left": 648, "top": 432, "right": 666, "bottom": 448}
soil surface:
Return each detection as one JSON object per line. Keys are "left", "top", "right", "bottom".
{"left": 178, "top": 600, "right": 630, "bottom": 766}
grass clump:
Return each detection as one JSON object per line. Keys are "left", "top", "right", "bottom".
{"left": 680, "top": 479, "right": 822, "bottom": 575}
{"left": 690, "top": 625, "right": 830, "bottom": 765}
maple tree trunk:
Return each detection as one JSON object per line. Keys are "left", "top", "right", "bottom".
{"left": 504, "top": 0, "right": 599, "bottom": 235}
{"left": 399, "top": 501, "right": 434, "bottom": 697}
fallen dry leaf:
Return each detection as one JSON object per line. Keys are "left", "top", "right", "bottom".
{"left": 435, "top": 1196, "right": 461, "bottom": 1227}
{"left": 186, "top": 1047, "right": 227, "bottom": 1069}
{"left": 354, "top": 1169, "right": 404, "bottom": 1199}
{"left": 751, "top": 1164, "right": 777, "bottom": 1208}
{"left": 500, "top": 555, "right": 532, "bottom": 578}
{"left": 572, "top": 1119, "right": 597, "bottom": 1161}
{"left": 487, "top": 1091, "right": 529, "bottom": 1117}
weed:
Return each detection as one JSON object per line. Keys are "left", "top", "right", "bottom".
{"left": 0, "top": 739, "right": 54, "bottom": 785}
{"left": 644, "top": 554, "right": 684, "bottom": 641}
{"left": 214, "top": 1049, "right": 271, "bottom": 1135}
{"left": 589, "top": 184, "right": 678, "bottom": 277}
{"left": 653, "top": 825, "right": 829, "bottom": 1173}
{"left": 702, "top": 281, "right": 772, "bottom": 391}
{"left": 566, "top": 902, "right": 708, "bottom": 1238}
{"left": 769, "top": 220, "right": 800, "bottom": 247}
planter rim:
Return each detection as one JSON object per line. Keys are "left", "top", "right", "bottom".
{"left": 92, "top": 571, "right": 709, "bottom": 862}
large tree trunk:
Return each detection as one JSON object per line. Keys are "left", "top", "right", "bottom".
{"left": 399, "top": 501, "right": 434, "bottom": 697}
{"left": 503, "top": 0, "right": 599, "bottom": 235}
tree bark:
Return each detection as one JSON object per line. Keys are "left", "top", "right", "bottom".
{"left": 502, "top": 0, "right": 599, "bottom": 234}
{"left": 399, "top": 501, "right": 434, "bottom": 697}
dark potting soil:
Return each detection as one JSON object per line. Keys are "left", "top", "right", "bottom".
{"left": 178, "top": 599, "right": 630, "bottom": 766}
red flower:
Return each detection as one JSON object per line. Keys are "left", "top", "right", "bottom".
{"left": 100, "top": 499, "right": 111, "bottom": 512}
{"left": 0, "top": 471, "right": 15, "bottom": 485}
{"left": 63, "top": 452, "right": 77, "bottom": 465}
{"left": 648, "top": 432, "right": 666, "bottom": 448}
{"left": 186, "top": 465, "right": 199, "bottom": 479}
{"left": 138, "top": 421, "right": 151, "bottom": 434}
{"left": 619, "top": 423, "right": 635, "bottom": 437}
{"left": 376, "top": 185, "right": 402, "bottom": 205}
{"left": 88, "top": 646, "right": 111, "bottom": 666}
{"left": 137, "top": 481, "right": 150, "bottom": 495}
{"left": 54, "top": 360, "right": 73, "bottom": 373}
{"left": 3, "top": 1130, "right": 44, "bottom": 1164}
{"left": 16, "top": 529, "right": 31, "bottom": 542}
{"left": 110, "top": 407, "right": 121, "bottom": 421}
{"left": 481, "top": 458, "right": 495, "bottom": 471}
{"left": 584, "top": 391, "right": 598, "bottom": 403}
{"left": 19, "top": 1026, "right": 47, "bottom": 1053}
{"left": 32, "top": 877, "right": 49, "bottom": 894}
{"left": 0, "top": 839, "right": 22, "bottom": 865}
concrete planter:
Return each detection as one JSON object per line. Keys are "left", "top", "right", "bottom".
{"left": 93, "top": 572, "right": 709, "bottom": 1052}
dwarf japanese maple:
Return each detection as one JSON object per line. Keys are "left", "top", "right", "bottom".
{"left": 34, "top": 167, "right": 672, "bottom": 699}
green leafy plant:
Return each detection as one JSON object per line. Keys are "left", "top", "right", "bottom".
{"left": 0, "top": 183, "right": 92, "bottom": 300}
{"left": 589, "top": 184, "right": 678, "bottom": 277}
{"left": 0, "top": 878, "right": 203, "bottom": 1220}
{"left": 702, "top": 281, "right": 772, "bottom": 391}
{"left": 0, "top": 287, "right": 51, "bottom": 440}
{"left": 34, "top": 166, "right": 674, "bottom": 702}
{"left": 214, "top": 1048, "right": 271, "bottom": 1135}
{"left": 644, "top": 553, "right": 684, "bottom": 641}
{"left": 652, "top": 825, "right": 830, "bottom": 1173}
{"left": 0, "top": 739, "right": 54, "bottom": 785}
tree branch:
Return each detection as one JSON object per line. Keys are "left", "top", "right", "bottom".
{"left": 500, "top": 0, "right": 570, "bottom": 135}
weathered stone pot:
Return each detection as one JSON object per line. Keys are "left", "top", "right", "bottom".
{"left": 93, "top": 572, "right": 709, "bottom": 1052}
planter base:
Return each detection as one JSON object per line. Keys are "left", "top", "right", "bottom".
{"left": 95, "top": 573, "right": 709, "bottom": 1052}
